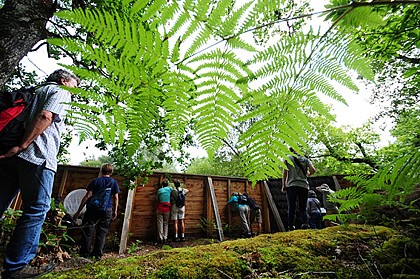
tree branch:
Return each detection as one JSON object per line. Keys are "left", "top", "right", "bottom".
{"left": 398, "top": 55, "right": 420, "bottom": 64}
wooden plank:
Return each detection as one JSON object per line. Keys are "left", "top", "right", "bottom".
{"left": 206, "top": 179, "right": 213, "bottom": 237}
{"left": 260, "top": 182, "right": 270, "bottom": 233}
{"left": 119, "top": 187, "right": 136, "bottom": 254}
{"left": 227, "top": 179, "right": 232, "bottom": 227}
{"left": 58, "top": 169, "right": 68, "bottom": 198}
{"left": 332, "top": 176, "right": 342, "bottom": 191}
{"left": 263, "top": 181, "right": 285, "bottom": 232}
{"left": 207, "top": 177, "right": 224, "bottom": 241}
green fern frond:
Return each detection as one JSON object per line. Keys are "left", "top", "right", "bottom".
{"left": 160, "top": 1, "right": 180, "bottom": 33}
{"left": 139, "top": 0, "right": 166, "bottom": 21}
{"left": 52, "top": 0, "right": 385, "bottom": 183}
{"left": 184, "top": 28, "right": 214, "bottom": 59}
{"left": 206, "top": 0, "right": 232, "bottom": 35}
{"left": 226, "top": 36, "right": 257, "bottom": 53}
{"left": 332, "top": 186, "right": 365, "bottom": 213}
{"left": 219, "top": 2, "right": 253, "bottom": 36}
{"left": 343, "top": 6, "right": 385, "bottom": 29}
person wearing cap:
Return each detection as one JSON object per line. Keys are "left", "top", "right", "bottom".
{"left": 316, "top": 183, "right": 339, "bottom": 214}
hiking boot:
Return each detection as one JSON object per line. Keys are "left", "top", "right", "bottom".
{"left": 1, "top": 263, "right": 55, "bottom": 278}
{"left": 180, "top": 237, "right": 185, "bottom": 242}
{"left": 301, "top": 224, "right": 309, "bottom": 229}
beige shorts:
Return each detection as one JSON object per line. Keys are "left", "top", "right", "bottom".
{"left": 170, "top": 204, "right": 185, "bottom": 220}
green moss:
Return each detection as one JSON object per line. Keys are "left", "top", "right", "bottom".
{"left": 43, "top": 225, "right": 419, "bottom": 279}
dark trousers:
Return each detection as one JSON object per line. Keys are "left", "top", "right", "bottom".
{"left": 286, "top": 186, "right": 308, "bottom": 230}
{"left": 80, "top": 208, "right": 112, "bottom": 258}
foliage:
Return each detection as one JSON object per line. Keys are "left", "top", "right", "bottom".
{"left": 127, "top": 239, "right": 143, "bottom": 254}
{"left": 317, "top": 1, "right": 420, "bottom": 225}
{"left": 43, "top": 225, "right": 420, "bottom": 279}
{"left": 48, "top": 0, "right": 375, "bottom": 184}
{"left": 0, "top": 200, "right": 75, "bottom": 262}
{"left": 308, "top": 115, "right": 381, "bottom": 175}
{"left": 79, "top": 155, "right": 113, "bottom": 167}
{"left": 0, "top": 208, "right": 22, "bottom": 251}
{"left": 185, "top": 155, "right": 245, "bottom": 177}
{"left": 39, "top": 199, "right": 75, "bottom": 256}
{"left": 326, "top": 93, "right": 419, "bottom": 227}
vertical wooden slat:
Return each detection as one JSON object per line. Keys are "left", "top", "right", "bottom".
{"left": 260, "top": 182, "right": 270, "bottom": 233}
{"left": 332, "top": 176, "right": 342, "bottom": 191}
{"left": 207, "top": 177, "right": 224, "bottom": 241}
{"left": 205, "top": 178, "right": 213, "bottom": 237}
{"left": 227, "top": 179, "right": 232, "bottom": 227}
{"left": 58, "top": 169, "right": 68, "bottom": 198}
{"left": 263, "top": 181, "right": 285, "bottom": 232}
{"left": 119, "top": 187, "right": 136, "bottom": 254}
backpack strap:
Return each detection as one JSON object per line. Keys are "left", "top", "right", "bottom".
{"left": 292, "top": 156, "right": 307, "bottom": 177}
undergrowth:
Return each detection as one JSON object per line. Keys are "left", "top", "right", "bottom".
{"left": 43, "top": 224, "right": 420, "bottom": 279}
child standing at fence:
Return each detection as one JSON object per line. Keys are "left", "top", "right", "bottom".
{"left": 306, "top": 190, "right": 323, "bottom": 229}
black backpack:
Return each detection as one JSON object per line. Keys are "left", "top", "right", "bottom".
{"left": 237, "top": 194, "right": 248, "bottom": 205}
{"left": 175, "top": 188, "right": 186, "bottom": 207}
{"left": 247, "top": 197, "right": 260, "bottom": 210}
{"left": 87, "top": 183, "right": 112, "bottom": 212}
{"left": 0, "top": 87, "right": 36, "bottom": 153}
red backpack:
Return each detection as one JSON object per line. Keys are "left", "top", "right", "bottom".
{"left": 0, "top": 87, "right": 36, "bottom": 153}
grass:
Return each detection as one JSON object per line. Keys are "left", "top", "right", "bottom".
{"left": 43, "top": 224, "right": 419, "bottom": 279}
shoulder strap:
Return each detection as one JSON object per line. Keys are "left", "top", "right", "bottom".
{"left": 292, "top": 156, "right": 307, "bottom": 177}
{"left": 312, "top": 198, "right": 321, "bottom": 211}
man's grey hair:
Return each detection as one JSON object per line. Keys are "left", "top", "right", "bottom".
{"left": 46, "top": 69, "right": 80, "bottom": 85}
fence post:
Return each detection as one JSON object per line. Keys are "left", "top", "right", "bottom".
{"left": 119, "top": 187, "right": 136, "bottom": 254}
{"left": 263, "top": 181, "right": 285, "bottom": 232}
{"left": 207, "top": 177, "right": 224, "bottom": 241}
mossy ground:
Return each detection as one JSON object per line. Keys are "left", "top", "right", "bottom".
{"left": 42, "top": 224, "right": 420, "bottom": 279}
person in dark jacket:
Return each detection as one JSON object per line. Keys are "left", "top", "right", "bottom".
{"left": 228, "top": 192, "right": 251, "bottom": 238}
{"left": 243, "top": 193, "right": 262, "bottom": 235}
{"left": 306, "top": 190, "right": 323, "bottom": 229}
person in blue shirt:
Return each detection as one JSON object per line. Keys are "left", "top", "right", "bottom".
{"left": 228, "top": 192, "right": 251, "bottom": 238}
{"left": 73, "top": 163, "right": 120, "bottom": 259}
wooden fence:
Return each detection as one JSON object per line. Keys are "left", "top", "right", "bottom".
{"left": 11, "top": 165, "right": 352, "bottom": 253}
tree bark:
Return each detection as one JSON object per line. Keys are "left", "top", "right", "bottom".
{"left": 0, "top": 0, "right": 55, "bottom": 87}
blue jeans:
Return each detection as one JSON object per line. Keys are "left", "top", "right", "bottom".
{"left": 286, "top": 186, "right": 308, "bottom": 230}
{"left": 0, "top": 157, "right": 54, "bottom": 271}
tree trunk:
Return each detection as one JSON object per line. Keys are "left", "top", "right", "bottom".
{"left": 0, "top": 0, "right": 55, "bottom": 87}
